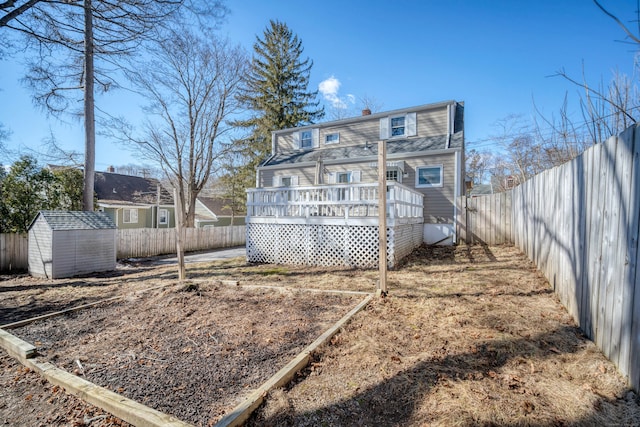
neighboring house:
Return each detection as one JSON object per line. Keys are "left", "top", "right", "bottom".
{"left": 254, "top": 100, "right": 465, "bottom": 243}
{"left": 195, "top": 196, "right": 246, "bottom": 227}
{"left": 94, "top": 170, "right": 178, "bottom": 229}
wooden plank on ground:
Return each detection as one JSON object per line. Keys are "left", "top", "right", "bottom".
{"left": 0, "top": 328, "right": 37, "bottom": 359}
{"left": 215, "top": 294, "right": 374, "bottom": 427}
{"left": 25, "top": 359, "right": 191, "bottom": 427}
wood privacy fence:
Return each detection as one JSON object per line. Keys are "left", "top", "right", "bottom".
{"left": 117, "top": 226, "right": 246, "bottom": 258}
{"left": 456, "top": 192, "right": 512, "bottom": 245}
{"left": 457, "top": 125, "right": 640, "bottom": 393}
{"left": 0, "top": 226, "right": 246, "bottom": 271}
{"left": 0, "top": 233, "right": 28, "bottom": 272}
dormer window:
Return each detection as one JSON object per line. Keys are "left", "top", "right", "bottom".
{"left": 380, "top": 112, "right": 417, "bottom": 139}
{"left": 390, "top": 116, "right": 405, "bottom": 137}
{"left": 301, "top": 131, "right": 313, "bottom": 149}
{"left": 294, "top": 128, "right": 319, "bottom": 150}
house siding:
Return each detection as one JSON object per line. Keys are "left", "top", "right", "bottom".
{"left": 273, "top": 106, "right": 449, "bottom": 154}
{"left": 404, "top": 155, "right": 457, "bottom": 223}
{"left": 49, "top": 229, "right": 116, "bottom": 278}
{"left": 260, "top": 151, "right": 458, "bottom": 224}
{"left": 103, "top": 206, "right": 175, "bottom": 229}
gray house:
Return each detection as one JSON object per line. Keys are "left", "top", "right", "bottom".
{"left": 28, "top": 211, "right": 117, "bottom": 279}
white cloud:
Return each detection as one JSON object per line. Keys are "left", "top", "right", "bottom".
{"left": 318, "top": 76, "right": 355, "bottom": 110}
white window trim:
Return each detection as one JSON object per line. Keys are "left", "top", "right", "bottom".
{"left": 123, "top": 208, "right": 138, "bottom": 224}
{"left": 300, "top": 130, "right": 313, "bottom": 149}
{"left": 328, "top": 170, "right": 361, "bottom": 184}
{"left": 325, "top": 132, "right": 340, "bottom": 145}
{"left": 158, "top": 208, "right": 169, "bottom": 225}
{"left": 380, "top": 112, "right": 417, "bottom": 139}
{"left": 387, "top": 169, "right": 402, "bottom": 184}
{"left": 276, "top": 175, "right": 298, "bottom": 187}
{"left": 415, "top": 165, "right": 444, "bottom": 188}
{"left": 296, "top": 128, "right": 319, "bottom": 150}
{"left": 336, "top": 171, "right": 351, "bottom": 184}
{"left": 390, "top": 115, "right": 406, "bottom": 138}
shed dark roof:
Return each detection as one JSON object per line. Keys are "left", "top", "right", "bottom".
{"left": 94, "top": 172, "right": 173, "bottom": 205}
{"left": 32, "top": 211, "right": 116, "bottom": 230}
{"left": 262, "top": 132, "right": 463, "bottom": 167}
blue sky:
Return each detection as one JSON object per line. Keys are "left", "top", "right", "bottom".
{"left": 1, "top": 0, "right": 638, "bottom": 170}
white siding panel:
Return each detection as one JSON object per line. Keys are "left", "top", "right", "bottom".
{"left": 51, "top": 229, "right": 79, "bottom": 279}
{"left": 28, "top": 217, "right": 53, "bottom": 278}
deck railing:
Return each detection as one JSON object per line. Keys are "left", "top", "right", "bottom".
{"left": 246, "top": 182, "right": 423, "bottom": 221}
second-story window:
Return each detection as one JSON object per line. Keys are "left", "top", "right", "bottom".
{"left": 325, "top": 133, "right": 339, "bottom": 144}
{"left": 390, "top": 116, "right": 405, "bottom": 137}
{"left": 301, "top": 131, "right": 313, "bottom": 149}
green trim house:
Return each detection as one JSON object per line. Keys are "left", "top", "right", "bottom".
{"left": 94, "top": 171, "right": 177, "bottom": 229}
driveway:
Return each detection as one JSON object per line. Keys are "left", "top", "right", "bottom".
{"left": 137, "top": 246, "right": 246, "bottom": 266}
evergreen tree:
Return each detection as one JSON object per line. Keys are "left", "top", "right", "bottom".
{"left": 234, "top": 20, "right": 324, "bottom": 178}
{"left": 0, "top": 157, "right": 84, "bottom": 233}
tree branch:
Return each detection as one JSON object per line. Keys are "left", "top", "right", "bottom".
{"left": 593, "top": 0, "right": 640, "bottom": 44}
{"left": 0, "top": 0, "right": 40, "bottom": 27}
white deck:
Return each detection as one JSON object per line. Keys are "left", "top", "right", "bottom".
{"left": 245, "top": 182, "right": 425, "bottom": 268}
{"left": 246, "top": 182, "right": 424, "bottom": 226}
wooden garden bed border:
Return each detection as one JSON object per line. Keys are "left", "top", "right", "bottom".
{"left": 0, "top": 284, "right": 374, "bottom": 427}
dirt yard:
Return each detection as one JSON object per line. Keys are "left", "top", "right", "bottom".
{"left": 1, "top": 245, "right": 639, "bottom": 426}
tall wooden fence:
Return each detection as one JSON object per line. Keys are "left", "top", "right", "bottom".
{"left": 117, "top": 226, "right": 246, "bottom": 258}
{"left": 456, "top": 192, "right": 512, "bottom": 245}
{"left": 0, "top": 233, "right": 28, "bottom": 272}
{"left": 457, "top": 125, "right": 640, "bottom": 393}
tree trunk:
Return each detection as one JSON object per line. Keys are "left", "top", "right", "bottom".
{"left": 82, "top": 0, "right": 95, "bottom": 211}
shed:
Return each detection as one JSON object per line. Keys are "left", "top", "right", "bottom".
{"left": 28, "top": 211, "right": 117, "bottom": 279}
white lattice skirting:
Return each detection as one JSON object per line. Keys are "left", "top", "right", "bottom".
{"left": 246, "top": 222, "right": 423, "bottom": 269}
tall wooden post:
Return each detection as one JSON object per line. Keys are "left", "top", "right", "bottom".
{"left": 173, "top": 188, "right": 186, "bottom": 281}
{"left": 82, "top": 0, "right": 96, "bottom": 211}
{"left": 377, "top": 140, "right": 388, "bottom": 295}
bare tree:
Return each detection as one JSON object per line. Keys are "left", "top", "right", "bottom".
{"left": 466, "top": 148, "right": 492, "bottom": 185}
{"left": 0, "top": 0, "right": 227, "bottom": 211}
{"left": 111, "top": 30, "right": 246, "bottom": 227}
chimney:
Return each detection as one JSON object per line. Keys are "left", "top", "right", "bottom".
{"left": 362, "top": 108, "right": 371, "bottom": 116}
{"left": 107, "top": 165, "right": 115, "bottom": 173}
